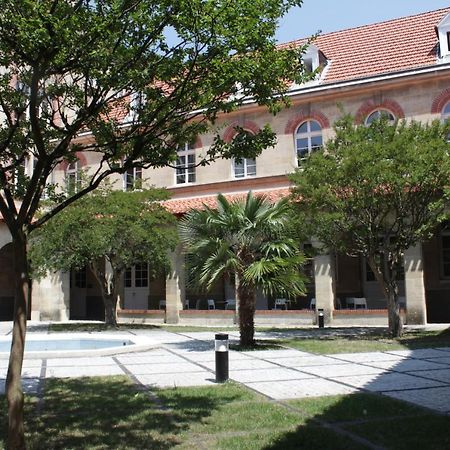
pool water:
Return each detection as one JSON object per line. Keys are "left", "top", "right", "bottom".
{"left": 0, "top": 339, "right": 133, "bottom": 353}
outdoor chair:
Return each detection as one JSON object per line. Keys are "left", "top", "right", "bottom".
{"left": 207, "top": 299, "right": 216, "bottom": 310}
{"left": 353, "top": 297, "right": 367, "bottom": 309}
{"left": 159, "top": 299, "right": 166, "bottom": 310}
{"left": 225, "top": 299, "right": 236, "bottom": 310}
{"left": 274, "top": 298, "right": 288, "bottom": 310}
{"left": 309, "top": 298, "right": 316, "bottom": 309}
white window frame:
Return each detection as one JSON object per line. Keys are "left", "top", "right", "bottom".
{"left": 123, "top": 166, "right": 142, "bottom": 191}
{"left": 175, "top": 143, "right": 196, "bottom": 185}
{"left": 295, "top": 120, "right": 323, "bottom": 164}
{"left": 365, "top": 109, "right": 395, "bottom": 126}
{"left": 66, "top": 161, "right": 80, "bottom": 194}
{"left": 232, "top": 157, "right": 256, "bottom": 179}
{"left": 124, "top": 91, "right": 146, "bottom": 123}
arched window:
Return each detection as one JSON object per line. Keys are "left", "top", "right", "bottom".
{"left": 66, "top": 161, "right": 80, "bottom": 194}
{"left": 295, "top": 120, "right": 322, "bottom": 162}
{"left": 365, "top": 109, "right": 395, "bottom": 125}
{"left": 441, "top": 102, "right": 450, "bottom": 121}
{"left": 230, "top": 129, "right": 257, "bottom": 179}
{"left": 176, "top": 142, "right": 196, "bottom": 184}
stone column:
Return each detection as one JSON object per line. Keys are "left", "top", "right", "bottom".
{"left": 404, "top": 243, "right": 427, "bottom": 325}
{"left": 165, "top": 246, "right": 185, "bottom": 324}
{"left": 32, "top": 271, "right": 70, "bottom": 321}
{"left": 313, "top": 251, "right": 335, "bottom": 323}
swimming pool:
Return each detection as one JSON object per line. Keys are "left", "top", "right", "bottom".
{"left": 0, "top": 334, "right": 156, "bottom": 359}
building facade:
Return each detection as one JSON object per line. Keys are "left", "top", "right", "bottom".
{"left": 1, "top": 7, "right": 450, "bottom": 325}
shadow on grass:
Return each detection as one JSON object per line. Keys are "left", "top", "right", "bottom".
{"left": 0, "top": 377, "right": 247, "bottom": 450}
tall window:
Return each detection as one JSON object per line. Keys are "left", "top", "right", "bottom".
{"left": 295, "top": 120, "right": 322, "bottom": 163}
{"left": 124, "top": 166, "right": 142, "bottom": 191}
{"left": 66, "top": 161, "right": 80, "bottom": 194}
{"left": 176, "top": 143, "right": 196, "bottom": 184}
{"left": 365, "top": 109, "right": 395, "bottom": 125}
{"left": 233, "top": 157, "right": 256, "bottom": 178}
{"left": 442, "top": 223, "right": 450, "bottom": 278}
{"left": 442, "top": 102, "right": 450, "bottom": 120}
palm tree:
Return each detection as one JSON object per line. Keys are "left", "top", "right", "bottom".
{"left": 179, "top": 191, "right": 307, "bottom": 346}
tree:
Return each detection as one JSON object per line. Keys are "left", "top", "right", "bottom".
{"left": 179, "top": 192, "right": 307, "bottom": 346}
{"left": 290, "top": 115, "right": 450, "bottom": 337}
{"left": 29, "top": 188, "right": 177, "bottom": 327}
{"left": 0, "top": 1, "right": 308, "bottom": 446}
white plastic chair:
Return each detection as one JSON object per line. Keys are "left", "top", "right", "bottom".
{"left": 184, "top": 299, "right": 190, "bottom": 310}
{"left": 309, "top": 298, "right": 316, "bottom": 309}
{"left": 353, "top": 297, "right": 367, "bottom": 309}
{"left": 274, "top": 298, "right": 287, "bottom": 310}
{"left": 225, "top": 299, "right": 236, "bottom": 310}
{"left": 207, "top": 299, "right": 215, "bottom": 310}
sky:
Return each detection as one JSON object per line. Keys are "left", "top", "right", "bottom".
{"left": 275, "top": 0, "right": 450, "bottom": 43}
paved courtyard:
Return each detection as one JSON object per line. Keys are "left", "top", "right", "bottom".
{"left": 1, "top": 323, "right": 450, "bottom": 415}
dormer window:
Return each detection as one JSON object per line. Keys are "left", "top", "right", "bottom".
{"left": 436, "top": 12, "right": 450, "bottom": 59}
{"left": 302, "top": 45, "right": 320, "bottom": 74}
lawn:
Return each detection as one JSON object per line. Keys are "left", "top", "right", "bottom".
{"left": 1, "top": 377, "right": 450, "bottom": 449}
{"left": 271, "top": 327, "right": 450, "bottom": 354}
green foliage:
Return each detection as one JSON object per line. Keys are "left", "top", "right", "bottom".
{"left": 0, "top": 0, "right": 309, "bottom": 232}
{"left": 179, "top": 192, "right": 307, "bottom": 298}
{"left": 29, "top": 188, "right": 178, "bottom": 279}
{"left": 291, "top": 115, "right": 450, "bottom": 262}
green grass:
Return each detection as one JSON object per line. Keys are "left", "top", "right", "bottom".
{"left": 275, "top": 328, "right": 450, "bottom": 354}
{"left": 2, "top": 377, "right": 450, "bottom": 449}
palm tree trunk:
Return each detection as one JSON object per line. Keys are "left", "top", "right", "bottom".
{"left": 6, "top": 234, "right": 29, "bottom": 450}
{"left": 237, "top": 278, "right": 257, "bottom": 347}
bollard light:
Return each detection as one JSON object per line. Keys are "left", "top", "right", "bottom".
{"left": 318, "top": 308, "right": 325, "bottom": 328}
{"left": 215, "top": 333, "right": 229, "bottom": 382}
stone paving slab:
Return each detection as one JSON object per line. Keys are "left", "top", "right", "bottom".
{"left": 272, "top": 355, "right": 348, "bottom": 367}
{"left": 385, "top": 387, "right": 450, "bottom": 414}
{"left": 247, "top": 378, "right": 357, "bottom": 399}
{"left": 423, "top": 356, "right": 450, "bottom": 365}
{"left": 229, "top": 367, "right": 314, "bottom": 383}
{"left": 241, "top": 349, "right": 312, "bottom": 359}
{"left": 135, "top": 372, "right": 215, "bottom": 388}
{"left": 331, "top": 352, "right": 407, "bottom": 363}
{"left": 412, "top": 368, "right": 450, "bottom": 384}
{"left": 334, "top": 372, "right": 445, "bottom": 392}
{"left": 116, "top": 354, "right": 187, "bottom": 365}
{"left": 300, "top": 363, "right": 385, "bottom": 378}
{"left": 365, "top": 359, "right": 450, "bottom": 372}
{"left": 46, "top": 357, "right": 117, "bottom": 367}
{"left": 201, "top": 358, "right": 279, "bottom": 371}
{"left": 385, "top": 349, "right": 450, "bottom": 359}
{"left": 46, "top": 364, "right": 124, "bottom": 378}
{"left": 122, "top": 361, "right": 205, "bottom": 375}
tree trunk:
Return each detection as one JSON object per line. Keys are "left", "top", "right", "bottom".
{"left": 6, "top": 234, "right": 29, "bottom": 450}
{"left": 368, "top": 256, "right": 403, "bottom": 338}
{"left": 103, "top": 294, "right": 118, "bottom": 328}
{"left": 237, "top": 278, "right": 257, "bottom": 347}
{"left": 386, "top": 286, "right": 403, "bottom": 338}
{"left": 90, "top": 261, "right": 119, "bottom": 328}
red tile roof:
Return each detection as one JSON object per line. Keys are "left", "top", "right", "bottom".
{"left": 162, "top": 188, "right": 291, "bottom": 214}
{"left": 286, "top": 8, "right": 450, "bottom": 84}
